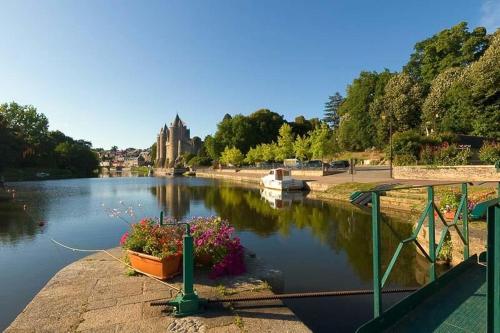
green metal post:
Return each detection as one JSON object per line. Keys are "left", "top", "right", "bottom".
{"left": 487, "top": 204, "right": 500, "bottom": 333}
{"left": 159, "top": 211, "right": 163, "bottom": 225}
{"left": 371, "top": 192, "right": 382, "bottom": 318}
{"left": 462, "top": 183, "right": 469, "bottom": 260}
{"left": 427, "top": 186, "right": 436, "bottom": 282}
{"left": 167, "top": 223, "right": 206, "bottom": 316}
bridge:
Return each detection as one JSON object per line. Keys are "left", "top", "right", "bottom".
{"left": 357, "top": 181, "right": 500, "bottom": 332}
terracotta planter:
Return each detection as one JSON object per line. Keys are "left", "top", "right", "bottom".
{"left": 127, "top": 250, "right": 181, "bottom": 280}
{"left": 444, "top": 210, "right": 456, "bottom": 220}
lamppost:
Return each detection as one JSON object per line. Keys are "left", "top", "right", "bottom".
{"left": 382, "top": 114, "right": 393, "bottom": 178}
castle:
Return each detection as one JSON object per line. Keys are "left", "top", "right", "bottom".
{"left": 155, "top": 114, "right": 201, "bottom": 168}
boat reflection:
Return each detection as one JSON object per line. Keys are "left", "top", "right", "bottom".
{"left": 260, "top": 188, "right": 305, "bottom": 209}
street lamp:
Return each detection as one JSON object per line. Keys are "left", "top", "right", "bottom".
{"left": 381, "top": 114, "right": 393, "bottom": 179}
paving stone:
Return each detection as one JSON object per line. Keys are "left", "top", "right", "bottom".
{"left": 77, "top": 303, "right": 143, "bottom": 331}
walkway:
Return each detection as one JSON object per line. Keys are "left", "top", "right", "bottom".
{"left": 389, "top": 263, "right": 486, "bottom": 332}
{"left": 6, "top": 248, "right": 311, "bottom": 333}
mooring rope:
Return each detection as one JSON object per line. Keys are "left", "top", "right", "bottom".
{"left": 50, "top": 238, "right": 181, "bottom": 292}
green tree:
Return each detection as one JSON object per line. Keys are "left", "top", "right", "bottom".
{"left": 421, "top": 67, "right": 464, "bottom": 134}
{"left": 220, "top": 146, "right": 245, "bottom": 166}
{"left": 293, "top": 135, "right": 311, "bottom": 161}
{"left": 150, "top": 142, "right": 157, "bottom": 163}
{"left": 203, "top": 135, "right": 222, "bottom": 160}
{"left": 261, "top": 143, "right": 277, "bottom": 162}
{"left": 337, "top": 70, "right": 392, "bottom": 150}
{"left": 404, "top": 22, "right": 489, "bottom": 86}
{"left": 323, "top": 92, "right": 343, "bottom": 129}
{"left": 382, "top": 72, "right": 424, "bottom": 132}
{"left": 54, "top": 141, "right": 99, "bottom": 177}
{"left": 245, "top": 146, "right": 263, "bottom": 164}
{"left": 309, "top": 123, "right": 334, "bottom": 159}
{"left": 275, "top": 123, "right": 295, "bottom": 161}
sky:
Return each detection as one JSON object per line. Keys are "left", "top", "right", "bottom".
{"left": 0, "top": 0, "right": 499, "bottom": 149}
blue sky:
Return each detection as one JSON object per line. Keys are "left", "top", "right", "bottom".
{"left": 0, "top": 0, "right": 498, "bottom": 149}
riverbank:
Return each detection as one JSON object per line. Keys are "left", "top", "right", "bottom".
{"left": 0, "top": 167, "right": 97, "bottom": 182}
{"left": 6, "top": 247, "right": 310, "bottom": 333}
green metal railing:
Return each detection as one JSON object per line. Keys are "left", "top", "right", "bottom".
{"left": 371, "top": 182, "right": 472, "bottom": 317}
{"left": 487, "top": 201, "right": 500, "bottom": 332}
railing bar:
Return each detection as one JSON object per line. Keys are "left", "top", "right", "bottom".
{"left": 435, "top": 227, "right": 450, "bottom": 258}
{"left": 414, "top": 240, "right": 432, "bottom": 263}
{"left": 381, "top": 243, "right": 404, "bottom": 288}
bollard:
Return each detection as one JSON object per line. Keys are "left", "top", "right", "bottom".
{"left": 160, "top": 219, "right": 206, "bottom": 316}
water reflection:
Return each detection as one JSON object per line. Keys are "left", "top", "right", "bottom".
{"left": 150, "top": 181, "right": 418, "bottom": 286}
{"left": 259, "top": 188, "right": 305, "bottom": 209}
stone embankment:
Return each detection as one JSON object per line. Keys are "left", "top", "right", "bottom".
{"left": 6, "top": 248, "right": 310, "bottom": 333}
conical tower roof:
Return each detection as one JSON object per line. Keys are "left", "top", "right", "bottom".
{"left": 172, "top": 113, "right": 184, "bottom": 127}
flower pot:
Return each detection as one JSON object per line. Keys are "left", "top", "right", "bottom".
{"left": 127, "top": 250, "right": 181, "bottom": 280}
{"left": 444, "top": 210, "right": 456, "bottom": 220}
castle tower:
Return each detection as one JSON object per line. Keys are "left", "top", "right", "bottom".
{"left": 154, "top": 114, "right": 197, "bottom": 169}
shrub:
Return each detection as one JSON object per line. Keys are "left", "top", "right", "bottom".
{"left": 389, "top": 130, "right": 422, "bottom": 160}
{"left": 188, "top": 156, "right": 212, "bottom": 167}
{"left": 479, "top": 141, "right": 500, "bottom": 164}
{"left": 393, "top": 154, "right": 417, "bottom": 166}
{"left": 434, "top": 144, "right": 471, "bottom": 165}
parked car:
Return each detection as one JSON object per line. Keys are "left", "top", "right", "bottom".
{"left": 304, "top": 160, "right": 325, "bottom": 168}
{"left": 330, "top": 160, "right": 350, "bottom": 169}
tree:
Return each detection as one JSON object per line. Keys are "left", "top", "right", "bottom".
{"left": 323, "top": 92, "right": 343, "bottom": 129}
{"left": 203, "top": 135, "right": 222, "bottom": 160}
{"left": 261, "top": 143, "right": 277, "bottom": 162}
{"left": 150, "top": 142, "right": 157, "bottom": 163}
{"left": 54, "top": 141, "right": 99, "bottom": 176}
{"left": 404, "top": 22, "right": 489, "bottom": 86}
{"left": 309, "top": 123, "right": 334, "bottom": 159}
{"left": 382, "top": 72, "right": 424, "bottom": 132}
{"left": 275, "top": 123, "right": 295, "bottom": 161}
{"left": 220, "top": 146, "right": 245, "bottom": 166}
{"left": 421, "top": 67, "right": 464, "bottom": 134}
{"left": 337, "top": 70, "right": 392, "bottom": 150}
{"left": 293, "top": 135, "right": 310, "bottom": 161}
{"left": 245, "top": 146, "right": 263, "bottom": 164}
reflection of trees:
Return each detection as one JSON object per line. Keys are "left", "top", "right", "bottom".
{"left": 200, "top": 186, "right": 417, "bottom": 285}
{"left": 149, "top": 181, "right": 418, "bottom": 285}
{"left": 0, "top": 202, "right": 40, "bottom": 245}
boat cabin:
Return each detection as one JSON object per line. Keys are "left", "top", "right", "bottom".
{"left": 268, "top": 168, "right": 291, "bottom": 180}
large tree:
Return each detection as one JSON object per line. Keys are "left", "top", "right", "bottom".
{"left": 275, "top": 123, "right": 295, "bottom": 161}
{"left": 337, "top": 70, "right": 392, "bottom": 151}
{"left": 404, "top": 22, "right": 489, "bottom": 87}
{"left": 323, "top": 92, "right": 343, "bottom": 129}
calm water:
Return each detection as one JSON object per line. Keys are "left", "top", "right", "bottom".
{"left": 0, "top": 177, "right": 423, "bottom": 332}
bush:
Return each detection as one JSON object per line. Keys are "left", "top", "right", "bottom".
{"left": 389, "top": 130, "right": 422, "bottom": 160}
{"left": 393, "top": 154, "right": 417, "bottom": 166}
{"left": 479, "top": 141, "right": 500, "bottom": 164}
{"left": 188, "top": 156, "right": 212, "bottom": 167}
{"left": 434, "top": 144, "right": 471, "bottom": 165}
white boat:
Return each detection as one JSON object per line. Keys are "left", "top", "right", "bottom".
{"left": 260, "top": 168, "right": 304, "bottom": 191}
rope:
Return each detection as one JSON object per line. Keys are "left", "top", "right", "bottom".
{"left": 50, "top": 239, "right": 181, "bottom": 292}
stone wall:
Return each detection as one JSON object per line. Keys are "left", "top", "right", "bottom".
{"left": 394, "top": 165, "right": 499, "bottom": 181}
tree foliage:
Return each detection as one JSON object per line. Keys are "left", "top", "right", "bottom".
{"left": 0, "top": 102, "right": 98, "bottom": 176}
{"left": 404, "top": 22, "right": 490, "bottom": 86}
{"left": 275, "top": 123, "right": 295, "bottom": 161}
{"left": 323, "top": 92, "right": 343, "bottom": 129}
{"left": 220, "top": 146, "right": 245, "bottom": 166}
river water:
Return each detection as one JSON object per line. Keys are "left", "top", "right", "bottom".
{"left": 0, "top": 176, "right": 424, "bottom": 332}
